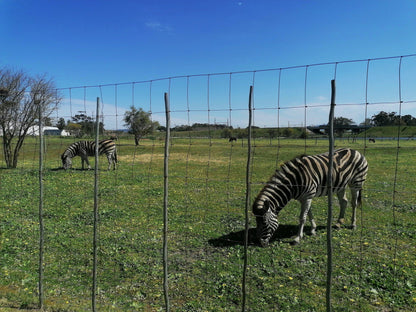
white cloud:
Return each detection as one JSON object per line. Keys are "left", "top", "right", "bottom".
{"left": 145, "top": 21, "right": 172, "bottom": 33}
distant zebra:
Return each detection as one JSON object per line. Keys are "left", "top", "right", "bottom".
{"left": 61, "top": 139, "right": 117, "bottom": 170}
{"left": 253, "top": 148, "right": 368, "bottom": 246}
{"left": 229, "top": 137, "right": 237, "bottom": 142}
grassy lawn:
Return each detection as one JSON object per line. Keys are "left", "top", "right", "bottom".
{"left": 0, "top": 135, "right": 415, "bottom": 311}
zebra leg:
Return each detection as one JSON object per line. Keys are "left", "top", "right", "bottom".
{"left": 292, "top": 198, "right": 312, "bottom": 245}
{"left": 81, "top": 155, "right": 91, "bottom": 170}
{"left": 350, "top": 188, "right": 359, "bottom": 229}
{"left": 107, "top": 154, "right": 116, "bottom": 170}
{"left": 335, "top": 189, "right": 348, "bottom": 228}
{"left": 308, "top": 209, "right": 317, "bottom": 236}
{"left": 106, "top": 155, "right": 111, "bottom": 170}
{"left": 111, "top": 155, "right": 116, "bottom": 170}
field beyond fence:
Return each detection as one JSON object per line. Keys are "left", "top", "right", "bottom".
{"left": 1, "top": 135, "right": 415, "bottom": 311}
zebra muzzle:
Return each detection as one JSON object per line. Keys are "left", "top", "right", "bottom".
{"left": 259, "top": 238, "right": 270, "bottom": 247}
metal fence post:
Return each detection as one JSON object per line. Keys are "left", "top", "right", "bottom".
{"left": 92, "top": 97, "right": 100, "bottom": 311}
{"left": 163, "top": 92, "right": 171, "bottom": 311}
{"left": 37, "top": 95, "right": 44, "bottom": 310}
{"left": 242, "top": 85, "right": 253, "bottom": 312}
{"left": 326, "top": 79, "right": 336, "bottom": 312}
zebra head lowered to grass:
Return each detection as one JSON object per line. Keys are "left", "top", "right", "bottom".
{"left": 61, "top": 139, "right": 117, "bottom": 170}
{"left": 253, "top": 148, "right": 368, "bottom": 247}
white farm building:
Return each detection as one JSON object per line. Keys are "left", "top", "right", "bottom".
{"left": 28, "top": 126, "right": 70, "bottom": 136}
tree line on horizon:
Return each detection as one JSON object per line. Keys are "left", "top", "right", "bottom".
{"left": 1, "top": 66, "right": 415, "bottom": 168}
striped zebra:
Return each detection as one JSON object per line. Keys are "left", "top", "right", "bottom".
{"left": 61, "top": 139, "right": 117, "bottom": 170}
{"left": 253, "top": 148, "right": 368, "bottom": 247}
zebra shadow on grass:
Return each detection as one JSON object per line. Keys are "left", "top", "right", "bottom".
{"left": 50, "top": 167, "right": 106, "bottom": 171}
{"left": 208, "top": 225, "right": 326, "bottom": 247}
{"left": 50, "top": 167, "right": 66, "bottom": 171}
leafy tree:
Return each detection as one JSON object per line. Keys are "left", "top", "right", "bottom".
{"left": 333, "top": 116, "right": 354, "bottom": 127}
{"left": 233, "top": 128, "right": 247, "bottom": 138}
{"left": 0, "top": 68, "right": 61, "bottom": 168}
{"left": 282, "top": 128, "right": 293, "bottom": 137}
{"left": 299, "top": 129, "right": 309, "bottom": 139}
{"left": 66, "top": 122, "right": 82, "bottom": 137}
{"left": 331, "top": 116, "right": 354, "bottom": 136}
{"left": 157, "top": 125, "right": 167, "bottom": 132}
{"left": 371, "top": 111, "right": 408, "bottom": 126}
{"left": 221, "top": 128, "right": 232, "bottom": 138}
{"left": 359, "top": 118, "right": 373, "bottom": 127}
{"left": 56, "top": 117, "right": 66, "bottom": 131}
{"left": 401, "top": 114, "right": 416, "bottom": 126}
{"left": 123, "top": 106, "right": 160, "bottom": 145}
{"left": 172, "top": 124, "right": 192, "bottom": 131}
{"left": 388, "top": 112, "right": 400, "bottom": 125}
{"left": 71, "top": 113, "right": 104, "bottom": 137}
{"left": 267, "top": 128, "right": 278, "bottom": 139}
{"left": 371, "top": 111, "right": 390, "bottom": 126}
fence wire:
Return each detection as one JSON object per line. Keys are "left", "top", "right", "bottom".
{"left": 1, "top": 54, "right": 416, "bottom": 311}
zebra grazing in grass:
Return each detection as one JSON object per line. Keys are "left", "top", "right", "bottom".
{"left": 253, "top": 148, "right": 368, "bottom": 247}
{"left": 61, "top": 139, "right": 117, "bottom": 170}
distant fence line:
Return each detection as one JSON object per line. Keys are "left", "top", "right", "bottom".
{"left": 51, "top": 54, "right": 416, "bottom": 135}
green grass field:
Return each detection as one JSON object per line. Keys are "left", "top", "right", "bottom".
{"left": 0, "top": 135, "right": 415, "bottom": 311}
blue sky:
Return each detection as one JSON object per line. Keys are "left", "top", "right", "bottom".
{"left": 1, "top": 0, "right": 416, "bottom": 129}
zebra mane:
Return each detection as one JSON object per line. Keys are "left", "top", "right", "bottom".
{"left": 61, "top": 149, "right": 69, "bottom": 158}
{"left": 281, "top": 153, "right": 308, "bottom": 166}
{"left": 277, "top": 154, "right": 308, "bottom": 176}
{"left": 61, "top": 146, "right": 72, "bottom": 158}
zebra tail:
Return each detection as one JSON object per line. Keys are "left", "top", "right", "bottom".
{"left": 357, "top": 189, "right": 363, "bottom": 207}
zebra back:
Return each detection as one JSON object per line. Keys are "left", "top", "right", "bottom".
{"left": 97, "top": 139, "right": 117, "bottom": 157}
{"left": 62, "top": 140, "right": 116, "bottom": 157}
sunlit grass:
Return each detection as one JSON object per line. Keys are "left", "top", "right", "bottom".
{"left": 0, "top": 136, "right": 415, "bottom": 311}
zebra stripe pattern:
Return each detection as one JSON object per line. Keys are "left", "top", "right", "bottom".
{"left": 61, "top": 139, "right": 117, "bottom": 170}
{"left": 253, "top": 148, "right": 368, "bottom": 247}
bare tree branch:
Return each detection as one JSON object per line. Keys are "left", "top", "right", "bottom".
{"left": 0, "top": 67, "right": 62, "bottom": 168}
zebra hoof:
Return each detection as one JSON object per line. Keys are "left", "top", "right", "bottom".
{"left": 290, "top": 236, "right": 301, "bottom": 245}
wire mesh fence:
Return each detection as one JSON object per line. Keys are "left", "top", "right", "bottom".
{"left": 1, "top": 55, "right": 416, "bottom": 311}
